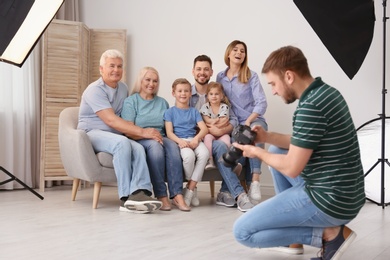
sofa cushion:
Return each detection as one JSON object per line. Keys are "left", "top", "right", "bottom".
{"left": 96, "top": 152, "right": 114, "bottom": 168}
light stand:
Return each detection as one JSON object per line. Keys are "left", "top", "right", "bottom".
{"left": 357, "top": 0, "right": 390, "bottom": 209}
{"left": 0, "top": 166, "right": 44, "bottom": 200}
{"left": 0, "top": 0, "right": 64, "bottom": 199}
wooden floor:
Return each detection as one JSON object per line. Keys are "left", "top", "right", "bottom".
{"left": 1, "top": 184, "right": 389, "bottom": 260}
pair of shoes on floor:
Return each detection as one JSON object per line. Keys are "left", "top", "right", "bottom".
{"left": 248, "top": 180, "right": 261, "bottom": 205}
{"left": 266, "top": 244, "right": 304, "bottom": 255}
{"left": 119, "top": 191, "right": 162, "bottom": 213}
{"left": 216, "top": 191, "right": 236, "bottom": 207}
{"left": 205, "top": 158, "right": 216, "bottom": 170}
{"left": 183, "top": 187, "right": 200, "bottom": 207}
{"left": 310, "top": 225, "right": 356, "bottom": 260}
{"left": 237, "top": 193, "right": 255, "bottom": 212}
{"left": 172, "top": 196, "right": 191, "bottom": 212}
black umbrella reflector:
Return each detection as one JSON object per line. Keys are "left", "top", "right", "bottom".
{"left": 294, "top": 0, "right": 376, "bottom": 79}
{"left": 0, "top": 0, "right": 64, "bottom": 67}
{"left": 0, "top": 0, "right": 34, "bottom": 55}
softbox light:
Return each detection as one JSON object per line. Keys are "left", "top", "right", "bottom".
{"left": 0, "top": 0, "right": 64, "bottom": 67}
{"left": 294, "top": 0, "right": 376, "bottom": 79}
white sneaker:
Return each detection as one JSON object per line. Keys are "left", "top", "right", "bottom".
{"left": 205, "top": 158, "right": 216, "bottom": 170}
{"left": 191, "top": 187, "right": 200, "bottom": 206}
{"left": 248, "top": 181, "right": 261, "bottom": 203}
{"left": 183, "top": 187, "right": 194, "bottom": 207}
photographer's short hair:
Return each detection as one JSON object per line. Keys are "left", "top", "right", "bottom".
{"left": 262, "top": 46, "right": 311, "bottom": 79}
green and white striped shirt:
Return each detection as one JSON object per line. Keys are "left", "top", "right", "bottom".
{"left": 291, "top": 77, "right": 365, "bottom": 219}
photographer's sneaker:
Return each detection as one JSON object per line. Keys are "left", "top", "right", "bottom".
{"left": 123, "top": 191, "right": 162, "bottom": 214}
{"left": 216, "top": 191, "right": 236, "bottom": 207}
{"left": 311, "top": 225, "right": 356, "bottom": 260}
{"left": 248, "top": 181, "right": 261, "bottom": 204}
{"left": 237, "top": 193, "right": 255, "bottom": 212}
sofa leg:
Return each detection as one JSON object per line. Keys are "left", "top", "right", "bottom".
{"left": 93, "top": 182, "right": 102, "bottom": 209}
{"left": 71, "top": 178, "right": 80, "bottom": 201}
{"left": 209, "top": 181, "right": 215, "bottom": 198}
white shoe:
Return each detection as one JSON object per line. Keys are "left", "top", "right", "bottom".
{"left": 205, "top": 158, "right": 216, "bottom": 170}
{"left": 248, "top": 181, "right": 261, "bottom": 203}
{"left": 191, "top": 187, "right": 200, "bottom": 207}
{"left": 183, "top": 187, "right": 194, "bottom": 207}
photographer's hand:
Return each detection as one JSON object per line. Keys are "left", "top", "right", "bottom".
{"left": 251, "top": 125, "right": 268, "bottom": 144}
{"left": 232, "top": 142, "right": 262, "bottom": 158}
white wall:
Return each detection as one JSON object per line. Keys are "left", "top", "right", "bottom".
{"left": 80, "top": 0, "right": 389, "bottom": 194}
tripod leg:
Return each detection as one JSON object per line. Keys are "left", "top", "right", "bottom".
{"left": 0, "top": 166, "right": 44, "bottom": 200}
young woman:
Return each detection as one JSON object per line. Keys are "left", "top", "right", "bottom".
{"left": 217, "top": 40, "right": 268, "bottom": 205}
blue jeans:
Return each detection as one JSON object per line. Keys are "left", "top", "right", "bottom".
{"left": 233, "top": 145, "right": 352, "bottom": 249}
{"left": 87, "top": 130, "right": 152, "bottom": 199}
{"left": 137, "top": 137, "right": 183, "bottom": 199}
{"left": 212, "top": 140, "right": 245, "bottom": 199}
{"left": 267, "top": 145, "right": 303, "bottom": 194}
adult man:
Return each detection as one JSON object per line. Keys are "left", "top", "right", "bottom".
{"left": 190, "top": 55, "right": 255, "bottom": 212}
{"left": 232, "top": 46, "right": 365, "bottom": 260}
{"left": 78, "top": 49, "right": 162, "bottom": 213}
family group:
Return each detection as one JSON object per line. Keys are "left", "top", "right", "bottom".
{"left": 77, "top": 39, "right": 366, "bottom": 260}
{"left": 77, "top": 40, "right": 266, "bottom": 213}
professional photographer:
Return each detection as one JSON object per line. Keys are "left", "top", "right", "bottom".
{"left": 232, "top": 46, "right": 365, "bottom": 260}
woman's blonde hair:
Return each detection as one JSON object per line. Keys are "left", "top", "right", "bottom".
{"left": 224, "top": 40, "right": 251, "bottom": 84}
{"left": 207, "top": 82, "right": 230, "bottom": 106}
{"left": 131, "top": 66, "right": 160, "bottom": 95}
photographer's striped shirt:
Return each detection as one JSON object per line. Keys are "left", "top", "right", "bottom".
{"left": 291, "top": 77, "right": 365, "bottom": 219}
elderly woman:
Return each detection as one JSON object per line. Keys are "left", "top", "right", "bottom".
{"left": 121, "top": 67, "right": 190, "bottom": 211}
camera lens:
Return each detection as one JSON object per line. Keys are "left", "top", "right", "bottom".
{"left": 221, "top": 125, "right": 257, "bottom": 169}
{"left": 222, "top": 146, "right": 242, "bottom": 168}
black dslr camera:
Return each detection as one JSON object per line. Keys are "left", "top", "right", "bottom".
{"left": 222, "top": 125, "right": 257, "bottom": 168}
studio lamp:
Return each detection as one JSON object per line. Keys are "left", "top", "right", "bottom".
{"left": 0, "top": 0, "right": 64, "bottom": 200}
{"left": 0, "top": 0, "right": 64, "bottom": 67}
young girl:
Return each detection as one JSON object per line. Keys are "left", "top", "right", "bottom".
{"left": 217, "top": 40, "right": 268, "bottom": 205}
{"left": 164, "top": 78, "right": 209, "bottom": 207}
{"left": 199, "top": 82, "right": 232, "bottom": 170}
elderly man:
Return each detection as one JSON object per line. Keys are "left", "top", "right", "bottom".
{"left": 78, "top": 49, "right": 162, "bottom": 213}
